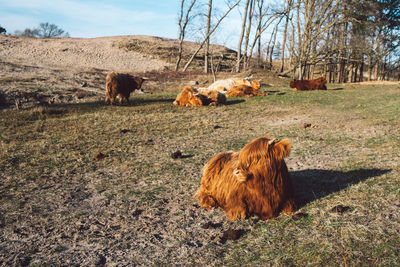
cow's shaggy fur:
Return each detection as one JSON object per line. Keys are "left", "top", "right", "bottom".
{"left": 105, "top": 71, "right": 147, "bottom": 105}
{"left": 195, "top": 137, "right": 296, "bottom": 221}
{"left": 197, "top": 88, "right": 227, "bottom": 105}
{"left": 205, "top": 78, "right": 261, "bottom": 93}
{"left": 173, "top": 86, "right": 226, "bottom": 106}
{"left": 290, "top": 77, "right": 327, "bottom": 91}
{"left": 226, "top": 84, "right": 266, "bottom": 97}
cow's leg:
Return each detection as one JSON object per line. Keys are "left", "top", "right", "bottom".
{"left": 109, "top": 94, "right": 115, "bottom": 105}
{"left": 118, "top": 94, "right": 124, "bottom": 104}
{"left": 224, "top": 202, "right": 247, "bottom": 221}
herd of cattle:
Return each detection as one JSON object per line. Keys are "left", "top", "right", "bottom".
{"left": 105, "top": 71, "right": 328, "bottom": 106}
{"left": 103, "top": 71, "right": 328, "bottom": 221}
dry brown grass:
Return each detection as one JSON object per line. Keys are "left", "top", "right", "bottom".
{"left": 0, "top": 81, "right": 399, "bottom": 265}
{"left": 114, "top": 36, "right": 237, "bottom": 71}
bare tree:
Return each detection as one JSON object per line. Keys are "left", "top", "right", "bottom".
{"left": 0, "top": 25, "right": 6, "bottom": 34}
{"left": 280, "top": 0, "right": 293, "bottom": 73}
{"left": 37, "top": 23, "right": 69, "bottom": 38}
{"left": 175, "top": 0, "right": 198, "bottom": 71}
{"left": 182, "top": 0, "right": 241, "bottom": 72}
{"left": 291, "top": 0, "right": 341, "bottom": 79}
{"left": 247, "top": 6, "right": 284, "bottom": 69}
{"left": 15, "top": 23, "right": 69, "bottom": 38}
{"left": 14, "top": 28, "right": 40, "bottom": 37}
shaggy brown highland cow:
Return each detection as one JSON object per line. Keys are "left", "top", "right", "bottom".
{"left": 173, "top": 86, "right": 226, "bottom": 106}
{"left": 195, "top": 137, "right": 296, "bottom": 221}
{"left": 290, "top": 77, "right": 327, "bottom": 91}
{"left": 105, "top": 71, "right": 147, "bottom": 105}
{"left": 197, "top": 88, "right": 227, "bottom": 105}
{"left": 226, "top": 84, "right": 266, "bottom": 97}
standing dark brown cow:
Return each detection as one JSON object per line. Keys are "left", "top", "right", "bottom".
{"left": 105, "top": 72, "right": 147, "bottom": 105}
{"left": 290, "top": 77, "right": 327, "bottom": 91}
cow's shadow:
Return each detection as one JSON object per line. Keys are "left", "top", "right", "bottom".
{"left": 226, "top": 99, "right": 246, "bottom": 105}
{"left": 127, "top": 97, "right": 175, "bottom": 106}
{"left": 291, "top": 168, "right": 391, "bottom": 208}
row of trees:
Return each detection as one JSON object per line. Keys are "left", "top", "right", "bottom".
{"left": 13, "top": 23, "right": 69, "bottom": 38}
{"left": 176, "top": 0, "right": 400, "bottom": 82}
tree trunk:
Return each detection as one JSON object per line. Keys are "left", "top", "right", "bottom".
{"left": 204, "top": 0, "right": 212, "bottom": 73}
{"left": 269, "top": 23, "right": 279, "bottom": 70}
{"left": 359, "top": 61, "right": 364, "bottom": 82}
{"left": 368, "top": 57, "right": 373, "bottom": 81}
{"left": 236, "top": 0, "right": 251, "bottom": 73}
{"left": 243, "top": 0, "right": 254, "bottom": 69}
{"left": 280, "top": 0, "right": 292, "bottom": 73}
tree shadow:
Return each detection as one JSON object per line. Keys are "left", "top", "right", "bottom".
{"left": 291, "top": 168, "right": 391, "bottom": 208}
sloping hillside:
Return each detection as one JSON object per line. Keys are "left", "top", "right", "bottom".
{"left": 0, "top": 35, "right": 237, "bottom": 109}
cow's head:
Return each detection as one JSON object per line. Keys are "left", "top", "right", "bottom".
{"left": 289, "top": 79, "right": 297, "bottom": 88}
{"left": 250, "top": 80, "right": 261, "bottom": 90}
{"left": 234, "top": 137, "right": 291, "bottom": 181}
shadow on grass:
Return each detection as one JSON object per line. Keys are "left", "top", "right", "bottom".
{"left": 127, "top": 97, "right": 176, "bottom": 106}
{"left": 226, "top": 99, "right": 246, "bottom": 105}
{"left": 291, "top": 168, "right": 392, "bottom": 208}
{"left": 50, "top": 95, "right": 175, "bottom": 110}
{"left": 330, "top": 87, "right": 344, "bottom": 91}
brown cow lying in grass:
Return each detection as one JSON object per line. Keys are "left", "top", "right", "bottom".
{"left": 290, "top": 77, "right": 327, "bottom": 91}
{"left": 202, "top": 78, "right": 261, "bottom": 93}
{"left": 173, "top": 86, "right": 226, "bottom": 107}
{"left": 105, "top": 71, "right": 147, "bottom": 105}
{"left": 226, "top": 84, "right": 267, "bottom": 97}
{"left": 195, "top": 137, "right": 296, "bottom": 221}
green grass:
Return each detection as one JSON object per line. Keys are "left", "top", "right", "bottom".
{"left": 0, "top": 83, "right": 399, "bottom": 265}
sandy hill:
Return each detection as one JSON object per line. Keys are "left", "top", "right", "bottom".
{"left": 0, "top": 35, "right": 236, "bottom": 109}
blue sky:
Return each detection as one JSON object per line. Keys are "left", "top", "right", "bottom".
{"left": 0, "top": 0, "right": 182, "bottom": 38}
{"left": 0, "top": 0, "right": 246, "bottom": 48}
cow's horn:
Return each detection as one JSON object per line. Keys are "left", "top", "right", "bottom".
{"left": 268, "top": 139, "right": 276, "bottom": 145}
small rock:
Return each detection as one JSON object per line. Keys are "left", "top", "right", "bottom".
{"left": 94, "top": 152, "right": 106, "bottom": 161}
{"left": 331, "top": 205, "right": 350, "bottom": 213}
{"left": 14, "top": 256, "right": 31, "bottom": 267}
{"left": 92, "top": 253, "right": 106, "bottom": 266}
{"left": 222, "top": 228, "right": 246, "bottom": 241}
{"left": 201, "top": 221, "right": 222, "bottom": 229}
{"left": 132, "top": 209, "right": 143, "bottom": 217}
{"left": 145, "top": 139, "right": 154, "bottom": 145}
{"left": 292, "top": 212, "right": 308, "bottom": 220}
{"left": 171, "top": 151, "right": 183, "bottom": 159}
{"left": 303, "top": 123, "right": 312, "bottom": 128}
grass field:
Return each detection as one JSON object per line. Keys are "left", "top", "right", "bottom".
{"left": 1, "top": 82, "right": 399, "bottom": 265}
